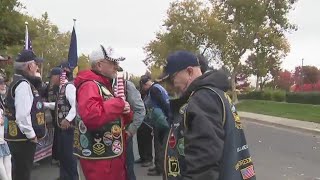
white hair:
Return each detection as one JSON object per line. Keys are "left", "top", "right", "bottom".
{"left": 14, "top": 61, "right": 34, "bottom": 71}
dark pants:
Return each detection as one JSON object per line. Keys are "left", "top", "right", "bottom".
{"left": 137, "top": 123, "right": 153, "bottom": 162}
{"left": 9, "top": 141, "right": 36, "bottom": 180}
{"left": 51, "top": 112, "right": 59, "bottom": 160}
{"left": 57, "top": 128, "right": 79, "bottom": 180}
{"left": 126, "top": 136, "right": 136, "bottom": 180}
{"left": 154, "top": 127, "right": 168, "bottom": 173}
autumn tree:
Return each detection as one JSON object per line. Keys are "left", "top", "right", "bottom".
{"left": 274, "top": 70, "right": 294, "bottom": 91}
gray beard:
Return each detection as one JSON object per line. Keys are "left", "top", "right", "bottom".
{"left": 0, "top": 89, "right": 6, "bottom": 96}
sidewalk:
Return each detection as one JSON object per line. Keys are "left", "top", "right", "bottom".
{"left": 239, "top": 111, "right": 320, "bottom": 134}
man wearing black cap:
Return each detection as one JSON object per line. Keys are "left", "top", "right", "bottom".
{"left": 45, "top": 67, "right": 79, "bottom": 180}
{"left": 139, "top": 75, "right": 170, "bottom": 176}
{"left": 42, "top": 68, "right": 61, "bottom": 165}
{"left": 4, "top": 49, "right": 46, "bottom": 180}
{"left": 159, "top": 50, "right": 255, "bottom": 180}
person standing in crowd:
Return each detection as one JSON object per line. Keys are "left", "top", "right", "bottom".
{"left": 44, "top": 67, "right": 79, "bottom": 180}
{"left": 73, "top": 45, "right": 133, "bottom": 180}
{"left": 0, "top": 76, "right": 12, "bottom": 180}
{"left": 114, "top": 70, "right": 146, "bottom": 180}
{"left": 43, "top": 68, "right": 61, "bottom": 165}
{"left": 135, "top": 88, "right": 154, "bottom": 168}
{"left": 159, "top": 50, "right": 255, "bottom": 180}
{"left": 140, "top": 75, "right": 170, "bottom": 176}
{"left": 5, "top": 50, "right": 46, "bottom": 180}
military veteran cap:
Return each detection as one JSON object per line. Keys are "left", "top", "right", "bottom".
{"left": 158, "top": 50, "right": 200, "bottom": 81}
{"left": 16, "top": 49, "right": 44, "bottom": 63}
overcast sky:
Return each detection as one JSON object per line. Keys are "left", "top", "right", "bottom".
{"left": 19, "top": 0, "right": 320, "bottom": 76}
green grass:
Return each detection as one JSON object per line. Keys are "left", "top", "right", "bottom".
{"left": 237, "top": 100, "right": 320, "bottom": 123}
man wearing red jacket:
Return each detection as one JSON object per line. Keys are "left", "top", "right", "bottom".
{"left": 73, "top": 45, "right": 133, "bottom": 180}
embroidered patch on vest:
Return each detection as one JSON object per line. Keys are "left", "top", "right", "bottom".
{"left": 111, "top": 125, "right": 121, "bottom": 139}
{"left": 103, "top": 132, "right": 113, "bottom": 146}
{"left": 112, "top": 140, "right": 122, "bottom": 154}
{"left": 168, "top": 156, "right": 180, "bottom": 177}
{"left": 8, "top": 121, "right": 18, "bottom": 137}
{"left": 80, "top": 134, "right": 89, "bottom": 148}
{"left": 79, "top": 121, "right": 87, "bottom": 134}
{"left": 82, "top": 149, "right": 92, "bottom": 157}
{"left": 73, "top": 129, "right": 82, "bottom": 150}
{"left": 92, "top": 138, "right": 105, "bottom": 155}
{"left": 177, "top": 138, "right": 185, "bottom": 156}
{"left": 240, "top": 165, "right": 255, "bottom": 179}
{"left": 36, "top": 112, "right": 45, "bottom": 125}
{"left": 169, "top": 133, "right": 176, "bottom": 149}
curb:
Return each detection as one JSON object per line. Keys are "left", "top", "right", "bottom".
{"left": 242, "top": 117, "right": 320, "bottom": 135}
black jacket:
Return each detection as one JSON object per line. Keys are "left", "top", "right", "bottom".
{"left": 181, "top": 70, "right": 230, "bottom": 180}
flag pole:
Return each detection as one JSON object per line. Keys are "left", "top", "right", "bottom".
{"left": 25, "top": 22, "right": 28, "bottom": 50}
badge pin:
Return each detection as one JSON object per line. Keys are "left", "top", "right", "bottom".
{"left": 36, "top": 102, "right": 43, "bottom": 110}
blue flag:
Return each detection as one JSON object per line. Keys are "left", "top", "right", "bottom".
{"left": 68, "top": 26, "right": 78, "bottom": 69}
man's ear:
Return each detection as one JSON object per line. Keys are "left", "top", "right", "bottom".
{"left": 186, "top": 67, "right": 194, "bottom": 76}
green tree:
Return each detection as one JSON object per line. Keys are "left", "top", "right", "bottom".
{"left": 145, "top": 0, "right": 297, "bottom": 102}
{"left": 210, "top": 0, "right": 297, "bottom": 101}
{"left": 143, "top": 0, "right": 224, "bottom": 67}
{"left": 0, "top": 0, "right": 25, "bottom": 50}
{"left": 78, "top": 54, "right": 90, "bottom": 71}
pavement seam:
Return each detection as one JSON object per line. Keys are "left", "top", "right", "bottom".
{"left": 243, "top": 117, "right": 320, "bottom": 135}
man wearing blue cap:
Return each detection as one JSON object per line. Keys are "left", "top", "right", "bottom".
{"left": 159, "top": 50, "right": 255, "bottom": 180}
{"left": 44, "top": 67, "right": 79, "bottom": 180}
{"left": 4, "top": 49, "right": 46, "bottom": 180}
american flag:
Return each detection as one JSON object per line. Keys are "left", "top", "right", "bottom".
{"left": 240, "top": 165, "right": 255, "bottom": 179}
{"left": 60, "top": 71, "right": 67, "bottom": 86}
{"left": 24, "top": 22, "right": 33, "bottom": 50}
{"left": 116, "top": 72, "right": 125, "bottom": 100}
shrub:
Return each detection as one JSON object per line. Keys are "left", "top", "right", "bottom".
{"left": 286, "top": 92, "right": 320, "bottom": 105}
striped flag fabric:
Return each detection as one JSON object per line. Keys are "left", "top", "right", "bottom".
{"left": 60, "top": 71, "right": 67, "bottom": 86}
{"left": 240, "top": 165, "right": 255, "bottom": 179}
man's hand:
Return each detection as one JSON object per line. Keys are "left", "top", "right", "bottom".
{"left": 123, "top": 101, "right": 131, "bottom": 114}
{"left": 30, "top": 136, "right": 38, "bottom": 144}
{"left": 61, "top": 119, "right": 71, "bottom": 130}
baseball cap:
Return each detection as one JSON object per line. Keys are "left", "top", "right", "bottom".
{"left": 59, "top": 61, "right": 70, "bottom": 69}
{"left": 89, "top": 45, "right": 126, "bottom": 63}
{"left": 158, "top": 50, "right": 200, "bottom": 81}
{"left": 16, "top": 49, "right": 44, "bottom": 63}
{"left": 48, "top": 67, "right": 63, "bottom": 77}
{"left": 139, "top": 75, "right": 151, "bottom": 86}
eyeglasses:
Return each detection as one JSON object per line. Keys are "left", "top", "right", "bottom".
{"left": 100, "top": 60, "right": 119, "bottom": 66}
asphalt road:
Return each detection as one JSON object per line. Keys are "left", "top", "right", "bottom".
{"left": 30, "top": 120, "right": 320, "bottom": 180}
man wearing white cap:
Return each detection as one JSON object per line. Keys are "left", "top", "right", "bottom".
{"left": 73, "top": 45, "right": 133, "bottom": 180}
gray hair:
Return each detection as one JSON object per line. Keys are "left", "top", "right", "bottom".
{"left": 14, "top": 61, "right": 34, "bottom": 71}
